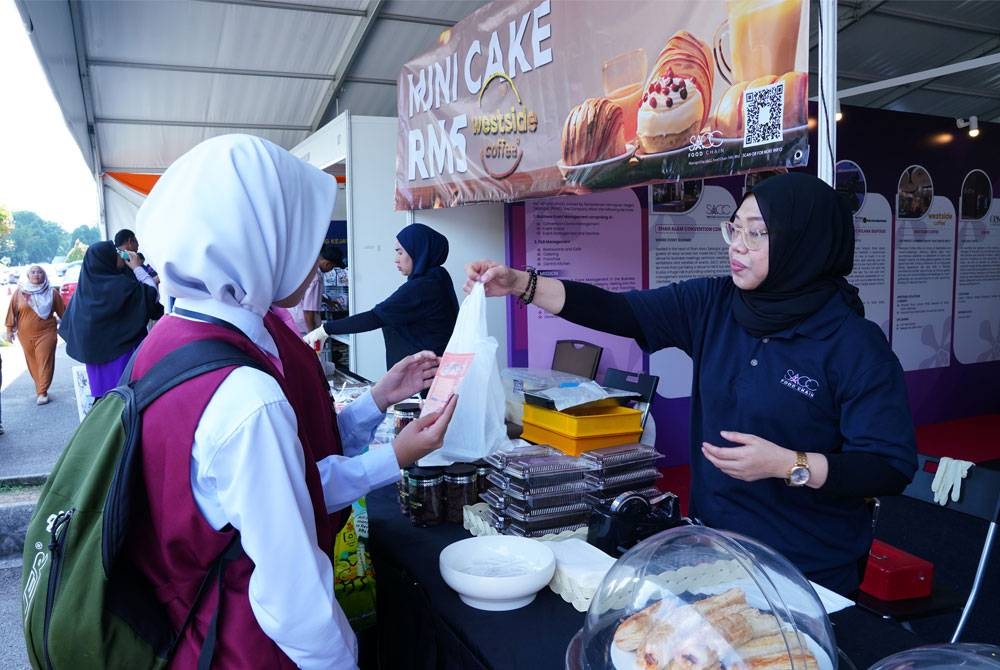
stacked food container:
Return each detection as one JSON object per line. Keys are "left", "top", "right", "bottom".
{"left": 482, "top": 446, "right": 594, "bottom": 537}
{"left": 581, "top": 444, "right": 662, "bottom": 508}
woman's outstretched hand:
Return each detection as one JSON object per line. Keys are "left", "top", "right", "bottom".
{"left": 371, "top": 350, "right": 439, "bottom": 411}
{"left": 465, "top": 260, "right": 522, "bottom": 297}
{"left": 303, "top": 326, "right": 329, "bottom": 349}
{"left": 392, "top": 394, "right": 458, "bottom": 467}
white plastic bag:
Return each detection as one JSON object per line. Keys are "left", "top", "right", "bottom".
{"left": 419, "top": 283, "right": 505, "bottom": 465}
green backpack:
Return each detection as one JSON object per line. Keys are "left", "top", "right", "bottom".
{"left": 22, "top": 339, "right": 265, "bottom": 670}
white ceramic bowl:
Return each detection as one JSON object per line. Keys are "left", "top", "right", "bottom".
{"left": 439, "top": 535, "right": 556, "bottom": 611}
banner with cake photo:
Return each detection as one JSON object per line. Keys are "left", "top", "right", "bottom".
{"left": 396, "top": 0, "right": 810, "bottom": 211}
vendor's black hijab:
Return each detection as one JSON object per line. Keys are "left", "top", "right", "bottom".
{"left": 731, "top": 173, "right": 864, "bottom": 337}
{"left": 398, "top": 223, "right": 449, "bottom": 279}
{"left": 59, "top": 241, "right": 160, "bottom": 363}
{"left": 375, "top": 223, "right": 459, "bottom": 322}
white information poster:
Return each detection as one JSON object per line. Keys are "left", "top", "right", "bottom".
{"left": 954, "top": 184, "right": 1000, "bottom": 364}
{"left": 847, "top": 193, "right": 893, "bottom": 337}
{"left": 524, "top": 189, "right": 644, "bottom": 374}
{"left": 891, "top": 194, "right": 956, "bottom": 371}
{"left": 647, "top": 184, "right": 735, "bottom": 398}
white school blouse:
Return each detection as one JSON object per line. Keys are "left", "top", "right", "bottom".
{"left": 173, "top": 299, "right": 399, "bottom": 669}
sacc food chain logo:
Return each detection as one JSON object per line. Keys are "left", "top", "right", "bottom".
{"left": 472, "top": 72, "right": 539, "bottom": 179}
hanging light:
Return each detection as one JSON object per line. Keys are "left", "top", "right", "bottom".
{"left": 835, "top": 100, "right": 843, "bottom": 122}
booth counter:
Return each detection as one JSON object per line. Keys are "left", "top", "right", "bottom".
{"left": 364, "top": 485, "right": 924, "bottom": 670}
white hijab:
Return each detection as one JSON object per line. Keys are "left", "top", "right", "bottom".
{"left": 18, "top": 265, "right": 54, "bottom": 319}
{"left": 136, "top": 134, "right": 336, "bottom": 316}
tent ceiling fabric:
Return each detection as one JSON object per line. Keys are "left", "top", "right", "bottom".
{"left": 15, "top": 0, "right": 1000, "bottom": 179}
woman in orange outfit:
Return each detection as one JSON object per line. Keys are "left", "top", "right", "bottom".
{"left": 5, "top": 265, "right": 65, "bottom": 405}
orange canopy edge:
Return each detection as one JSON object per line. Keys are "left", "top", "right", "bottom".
{"left": 106, "top": 171, "right": 344, "bottom": 196}
{"left": 105, "top": 172, "right": 161, "bottom": 195}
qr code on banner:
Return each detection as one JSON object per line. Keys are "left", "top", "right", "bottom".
{"left": 743, "top": 81, "right": 785, "bottom": 148}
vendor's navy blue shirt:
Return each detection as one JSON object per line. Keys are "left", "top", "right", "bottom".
{"left": 626, "top": 277, "right": 916, "bottom": 584}
{"left": 373, "top": 268, "right": 458, "bottom": 369}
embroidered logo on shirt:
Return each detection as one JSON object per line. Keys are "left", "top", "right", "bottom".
{"left": 781, "top": 369, "right": 818, "bottom": 398}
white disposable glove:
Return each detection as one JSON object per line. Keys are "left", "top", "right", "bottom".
{"left": 303, "top": 326, "right": 329, "bottom": 349}
{"left": 949, "top": 460, "right": 974, "bottom": 503}
{"left": 930, "top": 457, "right": 952, "bottom": 505}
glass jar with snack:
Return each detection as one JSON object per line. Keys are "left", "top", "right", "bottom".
{"left": 407, "top": 466, "right": 445, "bottom": 527}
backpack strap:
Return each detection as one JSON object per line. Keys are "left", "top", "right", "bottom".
{"left": 103, "top": 339, "right": 269, "bottom": 574}
{"left": 103, "top": 338, "right": 274, "bottom": 667}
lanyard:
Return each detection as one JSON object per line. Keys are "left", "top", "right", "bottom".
{"left": 172, "top": 307, "right": 244, "bottom": 336}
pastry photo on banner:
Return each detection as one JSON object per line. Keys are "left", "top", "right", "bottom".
{"left": 396, "top": 0, "right": 810, "bottom": 210}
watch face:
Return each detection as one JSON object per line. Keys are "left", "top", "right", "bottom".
{"left": 789, "top": 466, "right": 810, "bottom": 486}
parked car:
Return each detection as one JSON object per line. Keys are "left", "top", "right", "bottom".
{"left": 60, "top": 263, "right": 82, "bottom": 305}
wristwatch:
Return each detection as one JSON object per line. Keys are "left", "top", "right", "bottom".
{"left": 786, "top": 451, "right": 811, "bottom": 487}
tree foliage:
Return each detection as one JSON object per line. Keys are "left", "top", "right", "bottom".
{"left": 67, "top": 224, "right": 101, "bottom": 247}
{"left": 3, "top": 210, "right": 101, "bottom": 265}
{"left": 0, "top": 205, "right": 12, "bottom": 238}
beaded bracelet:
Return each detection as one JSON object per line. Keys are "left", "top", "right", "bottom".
{"left": 519, "top": 267, "right": 539, "bottom": 305}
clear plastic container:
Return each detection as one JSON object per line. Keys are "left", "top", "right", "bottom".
{"left": 507, "top": 520, "right": 589, "bottom": 538}
{"left": 868, "top": 643, "right": 1000, "bottom": 670}
{"left": 504, "top": 501, "right": 591, "bottom": 524}
{"left": 485, "top": 444, "right": 557, "bottom": 469}
{"left": 503, "top": 454, "right": 592, "bottom": 483}
{"left": 566, "top": 525, "right": 837, "bottom": 670}
{"left": 581, "top": 444, "right": 662, "bottom": 473}
{"left": 584, "top": 467, "right": 662, "bottom": 498}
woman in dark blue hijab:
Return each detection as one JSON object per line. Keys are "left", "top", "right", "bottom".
{"left": 305, "top": 223, "right": 459, "bottom": 369}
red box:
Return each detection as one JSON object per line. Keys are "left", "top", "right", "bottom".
{"left": 859, "top": 539, "right": 934, "bottom": 601}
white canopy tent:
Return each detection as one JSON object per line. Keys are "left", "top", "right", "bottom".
{"left": 13, "top": 0, "right": 1000, "bottom": 233}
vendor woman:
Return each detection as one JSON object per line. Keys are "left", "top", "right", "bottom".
{"left": 305, "top": 223, "right": 459, "bottom": 369}
{"left": 467, "top": 173, "right": 917, "bottom": 595}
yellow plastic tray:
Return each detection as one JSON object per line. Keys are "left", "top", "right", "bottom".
{"left": 520, "top": 422, "right": 643, "bottom": 456}
{"left": 522, "top": 404, "right": 642, "bottom": 437}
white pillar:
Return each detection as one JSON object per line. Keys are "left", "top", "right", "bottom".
{"left": 817, "top": 0, "right": 837, "bottom": 186}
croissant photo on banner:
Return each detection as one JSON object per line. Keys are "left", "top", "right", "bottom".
{"left": 396, "top": 0, "right": 810, "bottom": 210}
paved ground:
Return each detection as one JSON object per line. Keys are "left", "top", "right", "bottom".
{"left": 1, "top": 339, "right": 81, "bottom": 478}
{"left": 0, "top": 561, "right": 29, "bottom": 669}
{"left": 1, "top": 288, "right": 80, "bottom": 670}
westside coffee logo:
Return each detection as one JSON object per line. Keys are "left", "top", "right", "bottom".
{"left": 473, "top": 72, "right": 540, "bottom": 179}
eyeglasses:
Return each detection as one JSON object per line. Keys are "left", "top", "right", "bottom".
{"left": 720, "top": 221, "right": 768, "bottom": 251}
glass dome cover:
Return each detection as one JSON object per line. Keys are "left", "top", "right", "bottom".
{"left": 566, "top": 525, "right": 837, "bottom": 670}
{"left": 868, "top": 643, "right": 1000, "bottom": 670}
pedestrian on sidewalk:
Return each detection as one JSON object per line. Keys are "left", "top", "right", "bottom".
{"left": 5, "top": 265, "right": 65, "bottom": 405}
{"left": 0, "top": 353, "right": 4, "bottom": 434}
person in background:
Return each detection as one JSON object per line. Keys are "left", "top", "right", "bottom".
{"left": 114, "top": 228, "right": 139, "bottom": 254}
{"left": 318, "top": 244, "right": 349, "bottom": 317}
{"left": 136, "top": 253, "right": 160, "bottom": 287}
{"left": 304, "top": 223, "right": 459, "bottom": 370}
{"left": 58, "top": 242, "right": 164, "bottom": 399}
{"left": 5, "top": 265, "right": 66, "bottom": 405}
{"left": 131, "top": 133, "right": 457, "bottom": 669}
{"left": 467, "top": 173, "right": 917, "bottom": 596}
{"left": 299, "top": 263, "right": 324, "bottom": 332}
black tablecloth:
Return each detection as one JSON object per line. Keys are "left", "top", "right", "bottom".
{"left": 366, "top": 486, "right": 923, "bottom": 670}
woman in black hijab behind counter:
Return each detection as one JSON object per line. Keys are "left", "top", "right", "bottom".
{"left": 305, "top": 223, "right": 459, "bottom": 370}
{"left": 466, "top": 173, "right": 917, "bottom": 595}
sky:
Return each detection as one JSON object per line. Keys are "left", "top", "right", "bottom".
{"left": 0, "top": 1, "right": 100, "bottom": 232}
